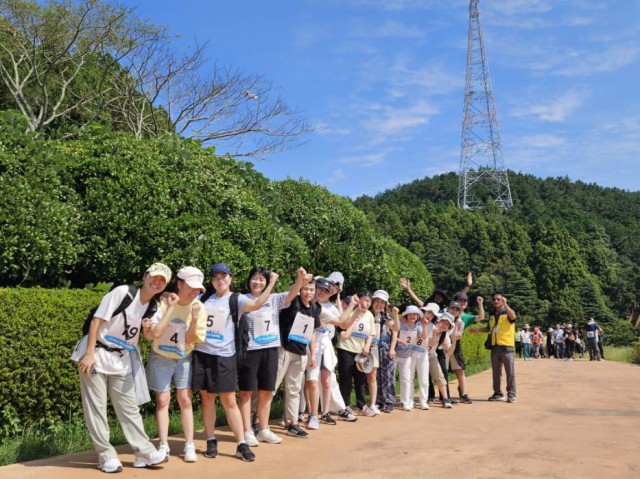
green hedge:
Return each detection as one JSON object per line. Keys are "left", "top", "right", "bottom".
{"left": 0, "top": 287, "right": 103, "bottom": 432}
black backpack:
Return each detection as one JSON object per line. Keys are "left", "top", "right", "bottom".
{"left": 82, "top": 285, "right": 158, "bottom": 337}
{"left": 200, "top": 291, "right": 249, "bottom": 364}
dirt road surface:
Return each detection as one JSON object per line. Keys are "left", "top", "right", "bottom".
{"left": 2, "top": 358, "right": 639, "bottom": 479}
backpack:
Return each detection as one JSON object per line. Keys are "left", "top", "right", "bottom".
{"left": 200, "top": 291, "right": 249, "bottom": 364}
{"left": 82, "top": 285, "right": 158, "bottom": 337}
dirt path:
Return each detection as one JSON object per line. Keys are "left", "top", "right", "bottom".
{"left": 3, "top": 358, "right": 640, "bottom": 479}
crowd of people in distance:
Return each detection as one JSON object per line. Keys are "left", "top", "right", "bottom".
{"left": 80, "top": 262, "right": 608, "bottom": 473}
{"left": 515, "top": 319, "right": 605, "bottom": 361}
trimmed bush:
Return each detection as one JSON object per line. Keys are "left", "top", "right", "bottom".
{"left": 0, "top": 287, "right": 103, "bottom": 431}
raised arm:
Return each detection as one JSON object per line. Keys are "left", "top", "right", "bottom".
{"left": 285, "top": 267, "right": 312, "bottom": 304}
{"left": 475, "top": 296, "right": 485, "bottom": 323}
{"left": 400, "top": 277, "right": 424, "bottom": 308}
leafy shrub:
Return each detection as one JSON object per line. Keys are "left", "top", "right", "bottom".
{"left": 0, "top": 287, "right": 103, "bottom": 433}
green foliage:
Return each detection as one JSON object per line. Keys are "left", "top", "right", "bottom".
{"left": 355, "top": 171, "right": 640, "bottom": 345}
{"left": 630, "top": 341, "right": 640, "bottom": 365}
{"left": 0, "top": 287, "right": 103, "bottom": 431}
{"left": 0, "top": 111, "right": 80, "bottom": 286}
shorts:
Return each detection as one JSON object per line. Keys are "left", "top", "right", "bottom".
{"left": 191, "top": 350, "right": 237, "bottom": 393}
{"left": 449, "top": 342, "right": 466, "bottom": 370}
{"left": 238, "top": 347, "right": 278, "bottom": 391}
{"left": 146, "top": 350, "right": 192, "bottom": 392}
{"left": 306, "top": 348, "right": 330, "bottom": 381}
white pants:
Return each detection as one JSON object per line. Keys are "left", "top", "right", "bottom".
{"left": 397, "top": 352, "right": 429, "bottom": 408}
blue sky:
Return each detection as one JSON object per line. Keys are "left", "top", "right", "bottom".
{"left": 125, "top": 0, "right": 640, "bottom": 198}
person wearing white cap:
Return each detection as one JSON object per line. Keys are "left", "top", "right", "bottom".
{"left": 76, "top": 263, "right": 172, "bottom": 473}
{"left": 396, "top": 305, "right": 429, "bottom": 411}
{"left": 371, "top": 290, "right": 399, "bottom": 413}
{"left": 143, "top": 266, "right": 207, "bottom": 463}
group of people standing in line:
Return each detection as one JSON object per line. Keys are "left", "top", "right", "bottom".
{"left": 74, "top": 263, "right": 519, "bottom": 474}
{"left": 514, "top": 320, "right": 605, "bottom": 361}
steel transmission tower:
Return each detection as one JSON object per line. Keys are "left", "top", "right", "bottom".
{"left": 458, "top": 0, "right": 513, "bottom": 210}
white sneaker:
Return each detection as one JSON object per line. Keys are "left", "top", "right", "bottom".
{"left": 183, "top": 442, "right": 197, "bottom": 463}
{"left": 420, "top": 402, "right": 430, "bottom": 410}
{"left": 307, "top": 415, "right": 320, "bottom": 430}
{"left": 257, "top": 428, "right": 282, "bottom": 444}
{"left": 158, "top": 442, "right": 170, "bottom": 456}
{"left": 133, "top": 448, "right": 168, "bottom": 468}
{"left": 98, "top": 457, "right": 123, "bottom": 473}
{"left": 244, "top": 429, "right": 260, "bottom": 447}
{"left": 371, "top": 405, "right": 381, "bottom": 415}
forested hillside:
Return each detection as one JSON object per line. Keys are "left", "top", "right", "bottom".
{"left": 354, "top": 173, "right": 640, "bottom": 345}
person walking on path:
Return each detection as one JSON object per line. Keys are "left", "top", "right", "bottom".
{"left": 585, "top": 318, "right": 603, "bottom": 361}
{"left": 469, "top": 292, "right": 517, "bottom": 403}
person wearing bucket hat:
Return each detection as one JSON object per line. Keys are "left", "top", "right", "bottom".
{"left": 469, "top": 292, "right": 517, "bottom": 403}
{"left": 76, "top": 263, "right": 171, "bottom": 473}
{"left": 336, "top": 292, "right": 377, "bottom": 418}
{"left": 427, "top": 311, "right": 455, "bottom": 408}
{"left": 395, "top": 305, "right": 429, "bottom": 411}
{"left": 143, "top": 266, "right": 207, "bottom": 463}
{"left": 194, "top": 262, "right": 279, "bottom": 461}
{"left": 446, "top": 301, "right": 474, "bottom": 404}
{"left": 372, "top": 290, "right": 400, "bottom": 413}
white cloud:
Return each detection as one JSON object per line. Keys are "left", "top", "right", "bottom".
{"left": 511, "top": 88, "right": 588, "bottom": 122}
{"left": 514, "top": 134, "right": 566, "bottom": 149}
{"left": 339, "top": 152, "right": 387, "bottom": 167}
{"left": 328, "top": 168, "right": 347, "bottom": 182}
{"left": 315, "top": 121, "right": 351, "bottom": 136}
{"left": 350, "top": 20, "right": 425, "bottom": 38}
{"left": 362, "top": 101, "right": 440, "bottom": 135}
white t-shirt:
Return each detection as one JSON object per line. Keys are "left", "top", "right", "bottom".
{"left": 243, "top": 292, "right": 287, "bottom": 350}
{"left": 93, "top": 285, "right": 149, "bottom": 375}
{"left": 197, "top": 292, "right": 250, "bottom": 357}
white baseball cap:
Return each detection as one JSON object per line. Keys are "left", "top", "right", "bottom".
{"left": 372, "top": 289, "right": 389, "bottom": 303}
{"left": 177, "top": 266, "right": 206, "bottom": 293}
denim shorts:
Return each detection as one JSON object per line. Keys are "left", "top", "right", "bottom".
{"left": 146, "top": 350, "right": 193, "bottom": 392}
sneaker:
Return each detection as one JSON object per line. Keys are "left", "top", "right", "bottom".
{"left": 361, "top": 405, "right": 376, "bottom": 417}
{"left": 204, "top": 438, "right": 218, "bottom": 458}
{"left": 244, "top": 430, "right": 259, "bottom": 447}
{"left": 320, "top": 412, "right": 337, "bottom": 425}
{"left": 507, "top": 396, "right": 517, "bottom": 403}
{"left": 158, "top": 442, "right": 170, "bottom": 456}
{"left": 98, "top": 458, "right": 123, "bottom": 473}
{"left": 488, "top": 393, "right": 504, "bottom": 401}
{"left": 133, "top": 448, "right": 168, "bottom": 468}
{"left": 183, "top": 442, "right": 197, "bottom": 463}
{"left": 461, "top": 394, "right": 473, "bottom": 404}
{"left": 338, "top": 408, "right": 358, "bottom": 422}
{"left": 287, "top": 423, "right": 309, "bottom": 438}
{"left": 278, "top": 417, "right": 287, "bottom": 428}
{"left": 371, "top": 405, "right": 381, "bottom": 415}
{"left": 420, "top": 402, "right": 430, "bottom": 410}
{"left": 443, "top": 399, "right": 453, "bottom": 409}
{"left": 257, "top": 428, "right": 282, "bottom": 444}
{"left": 235, "top": 443, "right": 255, "bottom": 462}
{"left": 384, "top": 403, "right": 394, "bottom": 413}
{"left": 298, "top": 412, "right": 306, "bottom": 422}
{"left": 307, "top": 415, "right": 320, "bottom": 430}
{"left": 427, "top": 399, "right": 435, "bottom": 404}
{"left": 402, "top": 403, "right": 412, "bottom": 411}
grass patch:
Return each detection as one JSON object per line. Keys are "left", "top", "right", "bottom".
{"left": 603, "top": 346, "right": 633, "bottom": 363}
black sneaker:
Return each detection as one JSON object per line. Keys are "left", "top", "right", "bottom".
{"left": 204, "top": 438, "right": 218, "bottom": 458}
{"left": 507, "top": 396, "right": 516, "bottom": 403}
{"left": 287, "top": 423, "right": 309, "bottom": 438}
{"left": 235, "top": 443, "right": 255, "bottom": 462}
{"left": 488, "top": 393, "right": 504, "bottom": 401}
{"left": 384, "top": 403, "right": 394, "bottom": 413}
{"left": 461, "top": 394, "right": 473, "bottom": 404}
{"left": 320, "top": 413, "right": 337, "bottom": 425}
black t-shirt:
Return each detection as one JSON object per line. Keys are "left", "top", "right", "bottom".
{"left": 279, "top": 296, "right": 321, "bottom": 355}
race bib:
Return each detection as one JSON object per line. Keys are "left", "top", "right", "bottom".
{"left": 587, "top": 331, "right": 595, "bottom": 338}
{"left": 352, "top": 317, "right": 371, "bottom": 340}
{"left": 399, "top": 330, "right": 417, "bottom": 348}
{"left": 253, "top": 311, "right": 279, "bottom": 345}
{"left": 288, "top": 312, "right": 314, "bottom": 345}
{"left": 157, "top": 320, "right": 187, "bottom": 356}
{"left": 102, "top": 316, "right": 141, "bottom": 352}
{"left": 412, "top": 335, "right": 426, "bottom": 353}
{"left": 205, "top": 306, "right": 229, "bottom": 341}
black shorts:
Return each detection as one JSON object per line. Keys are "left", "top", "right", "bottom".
{"left": 238, "top": 347, "right": 278, "bottom": 392}
{"left": 192, "top": 350, "right": 237, "bottom": 393}
{"left": 450, "top": 341, "right": 466, "bottom": 370}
